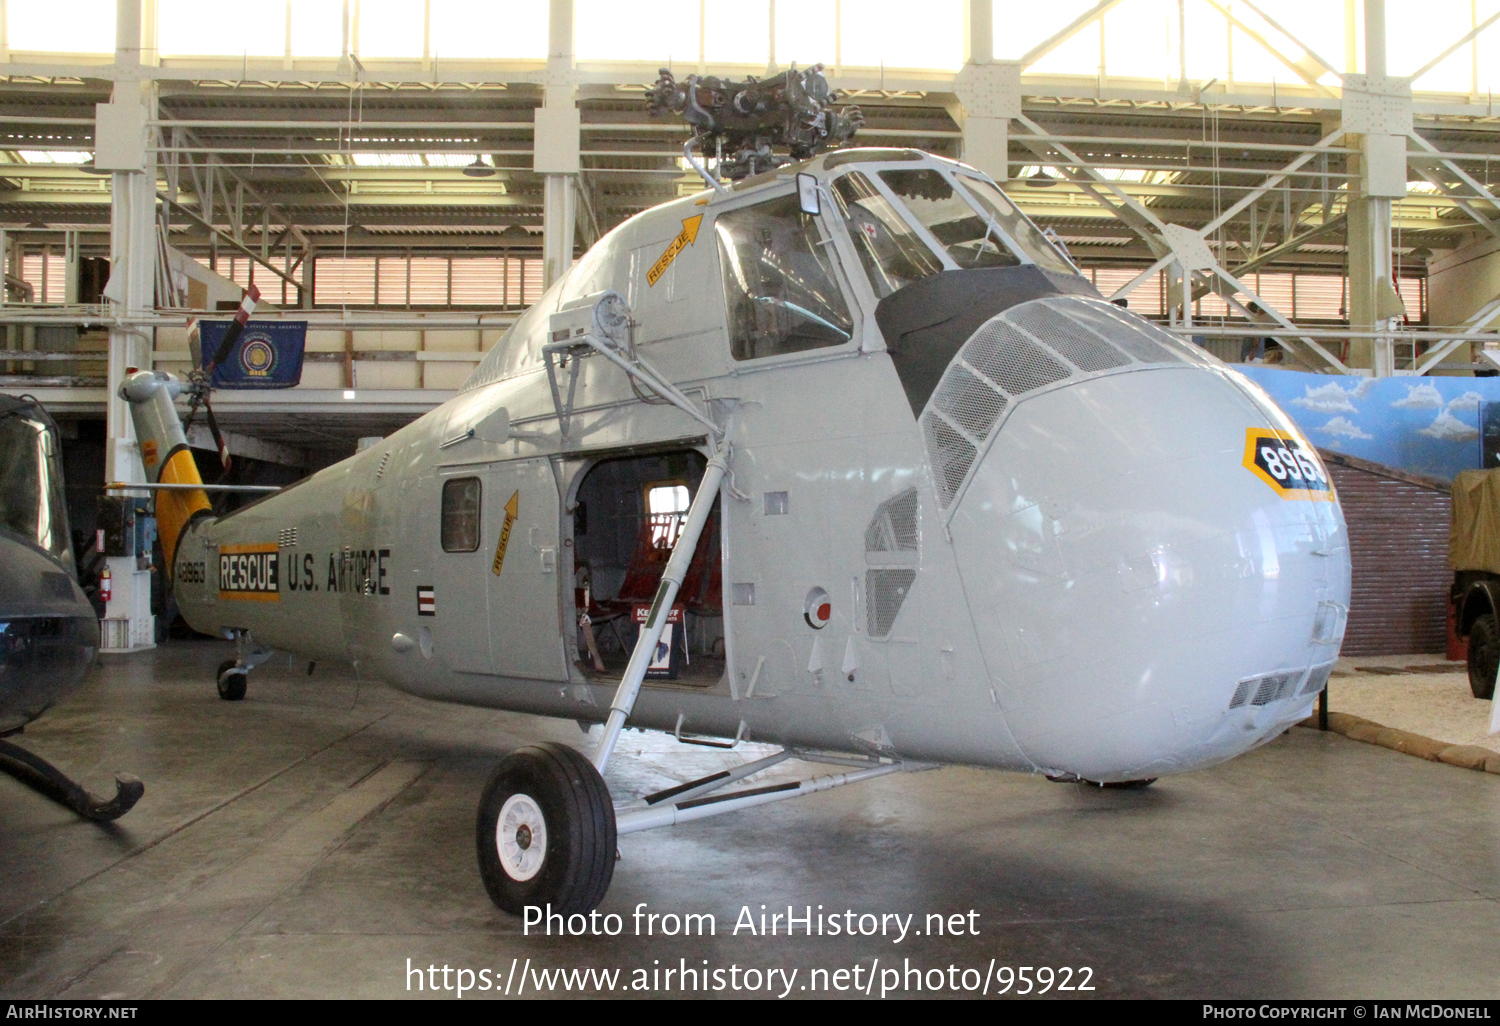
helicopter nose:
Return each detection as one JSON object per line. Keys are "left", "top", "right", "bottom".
{"left": 926, "top": 301, "right": 1350, "bottom": 781}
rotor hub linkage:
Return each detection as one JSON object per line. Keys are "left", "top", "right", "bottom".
{"left": 646, "top": 63, "right": 863, "bottom": 180}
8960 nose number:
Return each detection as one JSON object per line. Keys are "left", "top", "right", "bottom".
{"left": 1243, "top": 428, "right": 1335, "bottom": 502}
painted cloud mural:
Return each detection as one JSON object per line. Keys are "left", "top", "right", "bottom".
{"left": 1236, "top": 366, "right": 1494, "bottom": 480}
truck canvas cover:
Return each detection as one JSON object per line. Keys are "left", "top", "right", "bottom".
{"left": 1450, "top": 468, "right": 1500, "bottom": 573}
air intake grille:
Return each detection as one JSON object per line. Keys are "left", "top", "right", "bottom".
{"left": 923, "top": 414, "right": 978, "bottom": 508}
{"left": 963, "top": 320, "right": 1070, "bottom": 396}
{"left": 918, "top": 296, "right": 1202, "bottom": 510}
{"left": 865, "top": 490, "right": 920, "bottom": 637}
{"left": 933, "top": 365, "right": 1008, "bottom": 439}
{"left": 1008, "top": 302, "right": 1129, "bottom": 372}
{"left": 277, "top": 527, "right": 298, "bottom": 547}
{"left": 1063, "top": 301, "right": 1184, "bottom": 365}
{"left": 1300, "top": 662, "right": 1335, "bottom": 696}
{"left": 1229, "top": 668, "right": 1307, "bottom": 709}
{"left": 866, "top": 488, "right": 920, "bottom": 553}
{"left": 866, "top": 569, "right": 917, "bottom": 637}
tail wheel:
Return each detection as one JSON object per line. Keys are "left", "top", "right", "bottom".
{"left": 476, "top": 742, "right": 616, "bottom": 914}
{"left": 216, "top": 659, "right": 247, "bottom": 702}
{"left": 1467, "top": 613, "right": 1498, "bottom": 700}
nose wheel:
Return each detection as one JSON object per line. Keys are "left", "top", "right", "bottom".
{"left": 476, "top": 742, "right": 616, "bottom": 914}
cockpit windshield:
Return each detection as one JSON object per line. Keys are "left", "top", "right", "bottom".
{"left": 715, "top": 192, "right": 855, "bottom": 361}
{"left": 878, "top": 168, "right": 1026, "bottom": 270}
{"left": 953, "top": 174, "right": 1078, "bottom": 276}
{"left": 830, "top": 172, "right": 945, "bottom": 299}
{"left": 0, "top": 406, "right": 73, "bottom": 569}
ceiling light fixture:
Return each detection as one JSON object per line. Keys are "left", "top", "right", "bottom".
{"left": 463, "top": 156, "right": 496, "bottom": 178}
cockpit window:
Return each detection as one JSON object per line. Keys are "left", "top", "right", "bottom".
{"left": 830, "top": 172, "right": 944, "bottom": 299}
{"left": 879, "top": 168, "right": 1025, "bottom": 270}
{"left": 953, "top": 174, "right": 1078, "bottom": 276}
{"left": 0, "top": 411, "right": 72, "bottom": 568}
{"left": 715, "top": 193, "right": 854, "bottom": 361}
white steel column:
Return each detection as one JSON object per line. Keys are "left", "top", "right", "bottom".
{"left": 1343, "top": 0, "right": 1409, "bottom": 374}
{"left": 952, "top": 1, "right": 1017, "bottom": 184}
{"left": 542, "top": 175, "right": 576, "bottom": 289}
{"left": 100, "top": 0, "right": 158, "bottom": 651}
{"left": 538, "top": 0, "right": 579, "bottom": 288}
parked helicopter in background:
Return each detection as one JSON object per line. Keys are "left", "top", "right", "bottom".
{"left": 120, "top": 63, "right": 1350, "bottom": 913}
{"left": 0, "top": 393, "right": 142, "bottom": 821}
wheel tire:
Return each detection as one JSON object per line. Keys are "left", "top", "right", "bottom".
{"left": 216, "top": 659, "right": 247, "bottom": 702}
{"left": 476, "top": 742, "right": 616, "bottom": 915}
{"left": 1467, "top": 613, "right": 1498, "bottom": 700}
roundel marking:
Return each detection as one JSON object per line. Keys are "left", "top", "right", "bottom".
{"left": 804, "top": 587, "right": 831, "bottom": 629}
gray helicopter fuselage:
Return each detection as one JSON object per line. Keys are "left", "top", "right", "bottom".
{"left": 0, "top": 396, "right": 98, "bottom": 736}
{"left": 169, "top": 150, "right": 1351, "bottom": 782}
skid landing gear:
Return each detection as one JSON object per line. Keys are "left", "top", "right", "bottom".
{"left": 476, "top": 742, "right": 616, "bottom": 914}
{"left": 0, "top": 738, "right": 143, "bottom": 821}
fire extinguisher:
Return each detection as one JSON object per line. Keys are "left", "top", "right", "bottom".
{"left": 99, "top": 566, "right": 113, "bottom": 604}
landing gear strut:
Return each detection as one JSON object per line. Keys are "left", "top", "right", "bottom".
{"left": 0, "top": 738, "right": 143, "bottom": 821}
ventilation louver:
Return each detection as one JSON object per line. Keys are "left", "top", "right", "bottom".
{"left": 866, "top": 570, "right": 917, "bottom": 637}
{"left": 1299, "top": 662, "right": 1335, "bottom": 697}
{"left": 865, "top": 488, "right": 920, "bottom": 553}
{"left": 865, "top": 488, "right": 920, "bottom": 637}
{"left": 1229, "top": 668, "right": 1307, "bottom": 709}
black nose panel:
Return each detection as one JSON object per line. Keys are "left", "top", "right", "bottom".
{"left": 874, "top": 266, "right": 1100, "bottom": 417}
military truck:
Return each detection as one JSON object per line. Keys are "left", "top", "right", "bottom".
{"left": 1451, "top": 468, "right": 1500, "bottom": 699}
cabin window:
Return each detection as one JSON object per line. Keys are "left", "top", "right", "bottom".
{"left": 0, "top": 410, "right": 70, "bottom": 565}
{"left": 954, "top": 174, "right": 1078, "bottom": 276}
{"left": 441, "top": 477, "right": 482, "bottom": 552}
{"left": 878, "top": 168, "right": 1026, "bottom": 271}
{"left": 645, "top": 481, "right": 690, "bottom": 549}
{"left": 830, "top": 172, "right": 944, "bottom": 299}
{"left": 715, "top": 193, "right": 854, "bottom": 361}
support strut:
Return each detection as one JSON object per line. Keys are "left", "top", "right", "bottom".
{"left": 593, "top": 443, "right": 730, "bottom": 775}
{"left": 616, "top": 760, "right": 934, "bottom": 836}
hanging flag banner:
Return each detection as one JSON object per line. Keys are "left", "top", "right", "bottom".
{"left": 197, "top": 320, "right": 307, "bottom": 389}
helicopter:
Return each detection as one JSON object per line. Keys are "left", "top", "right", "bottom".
{"left": 118, "top": 65, "right": 1351, "bottom": 914}
{"left": 0, "top": 393, "right": 143, "bottom": 821}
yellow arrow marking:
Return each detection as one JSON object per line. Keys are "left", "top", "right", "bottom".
{"left": 492, "top": 490, "right": 519, "bottom": 575}
{"left": 647, "top": 214, "right": 704, "bottom": 287}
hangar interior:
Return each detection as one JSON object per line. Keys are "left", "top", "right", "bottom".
{"left": 2, "top": 0, "right": 1499, "bottom": 1000}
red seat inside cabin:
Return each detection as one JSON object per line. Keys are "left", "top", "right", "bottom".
{"left": 577, "top": 503, "right": 721, "bottom": 620}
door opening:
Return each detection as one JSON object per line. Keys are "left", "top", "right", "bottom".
{"left": 570, "top": 449, "right": 723, "bottom": 686}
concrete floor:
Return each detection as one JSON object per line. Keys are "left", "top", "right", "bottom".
{"left": 2, "top": 640, "right": 1499, "bottom": 1000}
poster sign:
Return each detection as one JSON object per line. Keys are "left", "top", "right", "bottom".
{"left": 198, "top": 320, "right": 306, "bottom": 389}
